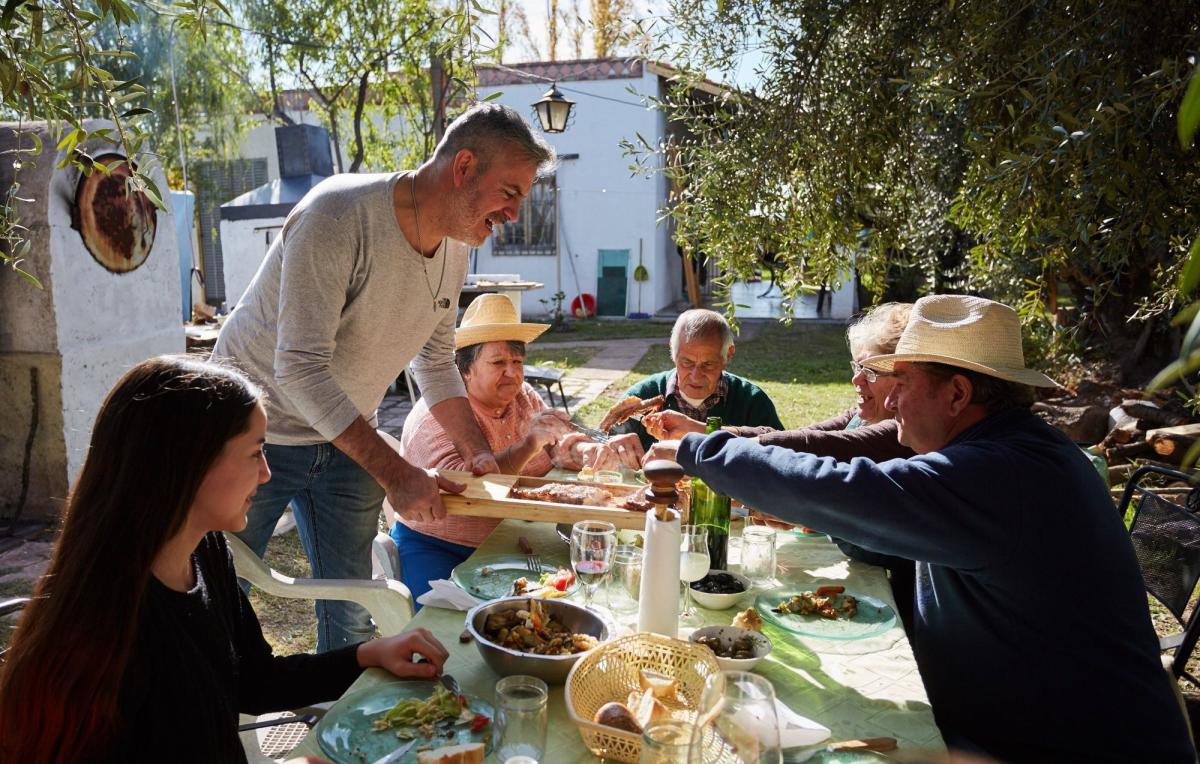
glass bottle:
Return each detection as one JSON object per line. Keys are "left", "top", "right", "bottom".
{"left": 689, "top": 416, "right": 731, "bottom": 570}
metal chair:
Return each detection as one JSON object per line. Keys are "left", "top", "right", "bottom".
{"left": 1116, "top": 464, "right": 1200, "bottom": 687}
{"left": 524, "top": 364, "right": 570, "bottom": 413}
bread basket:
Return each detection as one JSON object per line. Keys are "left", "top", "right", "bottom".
{"left": 563, "top": 632, "right": 724, "bottom": 763}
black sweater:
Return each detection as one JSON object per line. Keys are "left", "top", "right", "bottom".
{"left": 103, "top": 532, "right": 361, "bottom": 762}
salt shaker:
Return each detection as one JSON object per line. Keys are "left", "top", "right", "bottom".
{"left": 636, "top": 460, "right": 684, "bottom": 636}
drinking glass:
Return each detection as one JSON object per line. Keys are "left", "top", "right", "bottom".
{"left": 694, "top": 671, "right": 782, "bottom": 764}
{"left": 740, "top": 526, "right": 778, "bottom": 586}
{"left": 679, "top": 524, "right": 710, "bottom": 627}
{"left": 639, "top": 720, "right": 699, "bottom": 764}
{"left": 571, "top": 520, "right": 616, "bottom": 611}
{"left": 610, "top": 545, "right": 644, "bottom": 614}
{"left": 493, "top": 675, "right": 549, "bottom": 761}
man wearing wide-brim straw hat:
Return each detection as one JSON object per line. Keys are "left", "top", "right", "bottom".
{"left": 385, "top": 294, "right": 625, "bottom": 602}
{"left": 672, "top": 294, "right": 1195, "bottom": 762}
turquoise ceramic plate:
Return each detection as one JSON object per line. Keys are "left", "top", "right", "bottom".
{"left": 315, "top": 680, "right": 493, "bottom": 764}
{"left": 755, "top": 589, "right": 896, "bottom": 640}
{"left": 451, "top": 554, "right": 576, "bottom": 600}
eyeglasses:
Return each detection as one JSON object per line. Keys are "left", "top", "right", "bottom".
{"left": 850, "top": 361, "right": 893, "bottom": 383}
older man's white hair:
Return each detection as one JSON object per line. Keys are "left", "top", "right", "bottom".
{"left": 669, "top": 309, "right": 735, "bottom": 361}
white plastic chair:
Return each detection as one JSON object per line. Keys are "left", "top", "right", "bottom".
{"left": 225, "top": 532, "right": 414, "bottom": 761}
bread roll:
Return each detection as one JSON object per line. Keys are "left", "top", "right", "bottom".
{"left": 593, "top": 701, "right": 643, "bottom": 734}
{"left": 415, "top": 742, "right": 484, "bottom": 764}
{"left": 732, "top": 607, "right": 764, "bottom": 632}
{"left": 626, "top": 688, "right": 669, "bottom": 728}
{"left": 638, "top": 668, "right": 678, "bottom": 699}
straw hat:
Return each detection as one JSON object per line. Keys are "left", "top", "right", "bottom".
{"left": 863, "top": 294, "right": 1059, "bottom": 388}
{"left": 455, "top": 293, "right": 550, "bottom": 350}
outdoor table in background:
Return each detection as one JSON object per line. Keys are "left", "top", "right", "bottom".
{"left": 290, "top": 519, "right": 944, "bottom": 761}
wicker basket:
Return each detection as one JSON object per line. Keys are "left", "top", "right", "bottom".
{"left": 564, "top": 632, "right": 724, "bottom": 763}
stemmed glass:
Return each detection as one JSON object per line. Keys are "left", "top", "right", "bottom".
{"left": 571, "top": 520, "right": 616, "bottom": 611}
{"left": 679, "top": 524, "right": 710, "bottom": 627}
{"left": 693, "top": 671, "right": 782, "bottom": 764}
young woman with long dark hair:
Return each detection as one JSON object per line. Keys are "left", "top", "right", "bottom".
{"left": 0, "top": 356, "right": 448, "bottom": 763}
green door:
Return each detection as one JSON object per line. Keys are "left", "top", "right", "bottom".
{"left": 597, "top": 249, "right": 629, "bottom": 317}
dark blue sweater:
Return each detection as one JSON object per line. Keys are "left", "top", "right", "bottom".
{"left": 678, "top": 409, "right": 1195, "bottom": 763}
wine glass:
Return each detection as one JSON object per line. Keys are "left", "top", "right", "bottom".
{"left": 571, "top": 520, "right": 616, "bottom": 611}
{"left": 679, "top": 524, "right": 710, "bottom": 627}
{"left": 693, "top": 671, "right": 782, "bottom": 764}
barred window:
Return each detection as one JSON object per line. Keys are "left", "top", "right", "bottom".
{"left": 493, "top": 176, "right": 556, "bottom": 256}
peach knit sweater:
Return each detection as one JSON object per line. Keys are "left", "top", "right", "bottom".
{"left": 397, "top": 383, "right": 565, "bottom": 547}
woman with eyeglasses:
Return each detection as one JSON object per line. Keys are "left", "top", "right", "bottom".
{"left": 642, "top": 302, "right": 918, "bottom": 632}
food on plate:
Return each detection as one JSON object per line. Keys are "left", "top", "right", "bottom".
{"left": 510, "top": 483, "right": 613, "bottom": 506}
{"left": 509, "top": 568, "right": 574, "bottom": 599}
{"left": 731, "top": 607, "right": 764, "bottom": 631}
{"left": 773, "top": 591, "right": 859, "bottom": 620}
{"left": 694, "top": 632, "right": 760, "bottom": 660}
{"left": 482, "top": 598, "right": 600, "bottom": 655}
{"left": 638, "top": 668, "right": 678, "bottom": 699}
{"left": 416, "top": 742, "right": 485, "bottom": 764}
{"left": 477, "top": 566, "right": 494, "bottom": 577}
{"left": 691, "top": 572, "right": 746, "bottom": 595}
{"left": 372, "top": 686, "right": 489, "bottom": 741}
{"left": 815, "top": 585, "right": 845, "bottom": 597}
{"left": 598, "top": 395, "right": 665, "bottom": 432}
{"left": 593, "top": 701, "right": 643, "bottom": 734}
{"left": 459, "top": 629, "right": 473, "bottom": 644}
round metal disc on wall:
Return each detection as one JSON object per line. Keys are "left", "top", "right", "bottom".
{"left": 72, "top": 153, "right": 157, "bottom": 273}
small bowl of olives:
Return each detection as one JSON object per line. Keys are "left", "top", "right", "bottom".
{"left": 689, "top": 625, "right": 772, "bottom": 671}
{"left": 689, "top": 570, "right": 751, "bottom": 610}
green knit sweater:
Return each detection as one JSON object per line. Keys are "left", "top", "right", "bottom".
{"left": 613, "top": 370, "right": 784, "bottom": 450}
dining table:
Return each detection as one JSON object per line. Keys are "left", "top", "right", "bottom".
{"left": 290, "top": 518, "right": 945, "bottom": 762}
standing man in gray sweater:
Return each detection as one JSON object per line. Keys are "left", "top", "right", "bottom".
{"left": 213, "top": 104, "right": 556, "bottom": 650}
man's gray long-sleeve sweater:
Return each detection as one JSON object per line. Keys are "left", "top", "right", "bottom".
{"left": 214, "top": 172, "right": 468, "bottom": 445}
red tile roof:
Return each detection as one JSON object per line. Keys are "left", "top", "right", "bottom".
{"left": 477, "top": 58, "right": 645, "bottom": 86}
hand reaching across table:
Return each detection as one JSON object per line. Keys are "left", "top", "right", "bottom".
{"left": 642, "top": 410, "right": 706, "bottom": 441}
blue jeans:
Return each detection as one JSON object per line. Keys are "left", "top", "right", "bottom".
{"left": 389, "top": 522, "right": 475, "bottom": 610}
{"left": 237, "top": 442, "right": 384, "bottom": 652}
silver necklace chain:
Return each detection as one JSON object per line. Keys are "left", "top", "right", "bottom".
{"left": 411, "top": 173, "right": 447, "bottom": 311}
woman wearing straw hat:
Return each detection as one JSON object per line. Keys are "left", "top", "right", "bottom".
{"left": 388, "top": 294, "right": 622, "bottom": 601}
{"left": 675, "top": 295, "right": 1195, "bottom": 763}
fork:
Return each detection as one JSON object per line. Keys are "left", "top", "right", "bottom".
{"left": 569, "top": 421, "right": 611, "bottom": 443}
{"left": 517, "top": 535, "right": 542, "bottom": 573}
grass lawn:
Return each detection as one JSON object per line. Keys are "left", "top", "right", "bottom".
{"left": 537, "top": 318, "right": 678, "bottom": 342}
{"left": 524, "top": 345, "right": 598, "bottom": 370}
{"left": 578, "top": 321, "right": 856, "bottom": 429}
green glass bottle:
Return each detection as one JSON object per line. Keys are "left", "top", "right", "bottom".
{"left": 689, "top": 416, "right": 731, "bottom": 570}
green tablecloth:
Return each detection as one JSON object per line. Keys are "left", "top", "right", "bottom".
{"left": 292, "top": 520, "right": 943, "bottom": 762}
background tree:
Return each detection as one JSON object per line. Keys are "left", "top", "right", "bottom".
{"left": 591, "top": 0, "right": 631, "bottom": 58}
{"left": 0, "top": 0, "right": 228, "bottom": 284}
{"left": 648, "top": 0, "right": 1200, "bottom": 382}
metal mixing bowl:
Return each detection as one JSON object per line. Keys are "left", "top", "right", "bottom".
{"left": 465, "top": 596, "right": 609, "bottom": 684}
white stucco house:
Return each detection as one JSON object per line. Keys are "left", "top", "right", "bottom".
{"left": 213, "top": 57, "right": 857, "bottom": 319}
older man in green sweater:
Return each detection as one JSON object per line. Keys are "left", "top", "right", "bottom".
{"left": 609, "top": 309, "right": 783, "bottom": 451}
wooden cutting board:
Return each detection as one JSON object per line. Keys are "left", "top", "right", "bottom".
{"left": 438, "top": 469, "right": 652, "bottom": 530}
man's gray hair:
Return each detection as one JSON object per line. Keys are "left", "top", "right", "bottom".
{"left": 434, "top": 103, "right": 556, "bottom": 174}
{"left": 670, "top": 309, "right": 734, "bottom": 360}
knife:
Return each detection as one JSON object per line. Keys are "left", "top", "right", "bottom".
{"left": 369, "top": 738, "right": 417, "bottom": 764}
